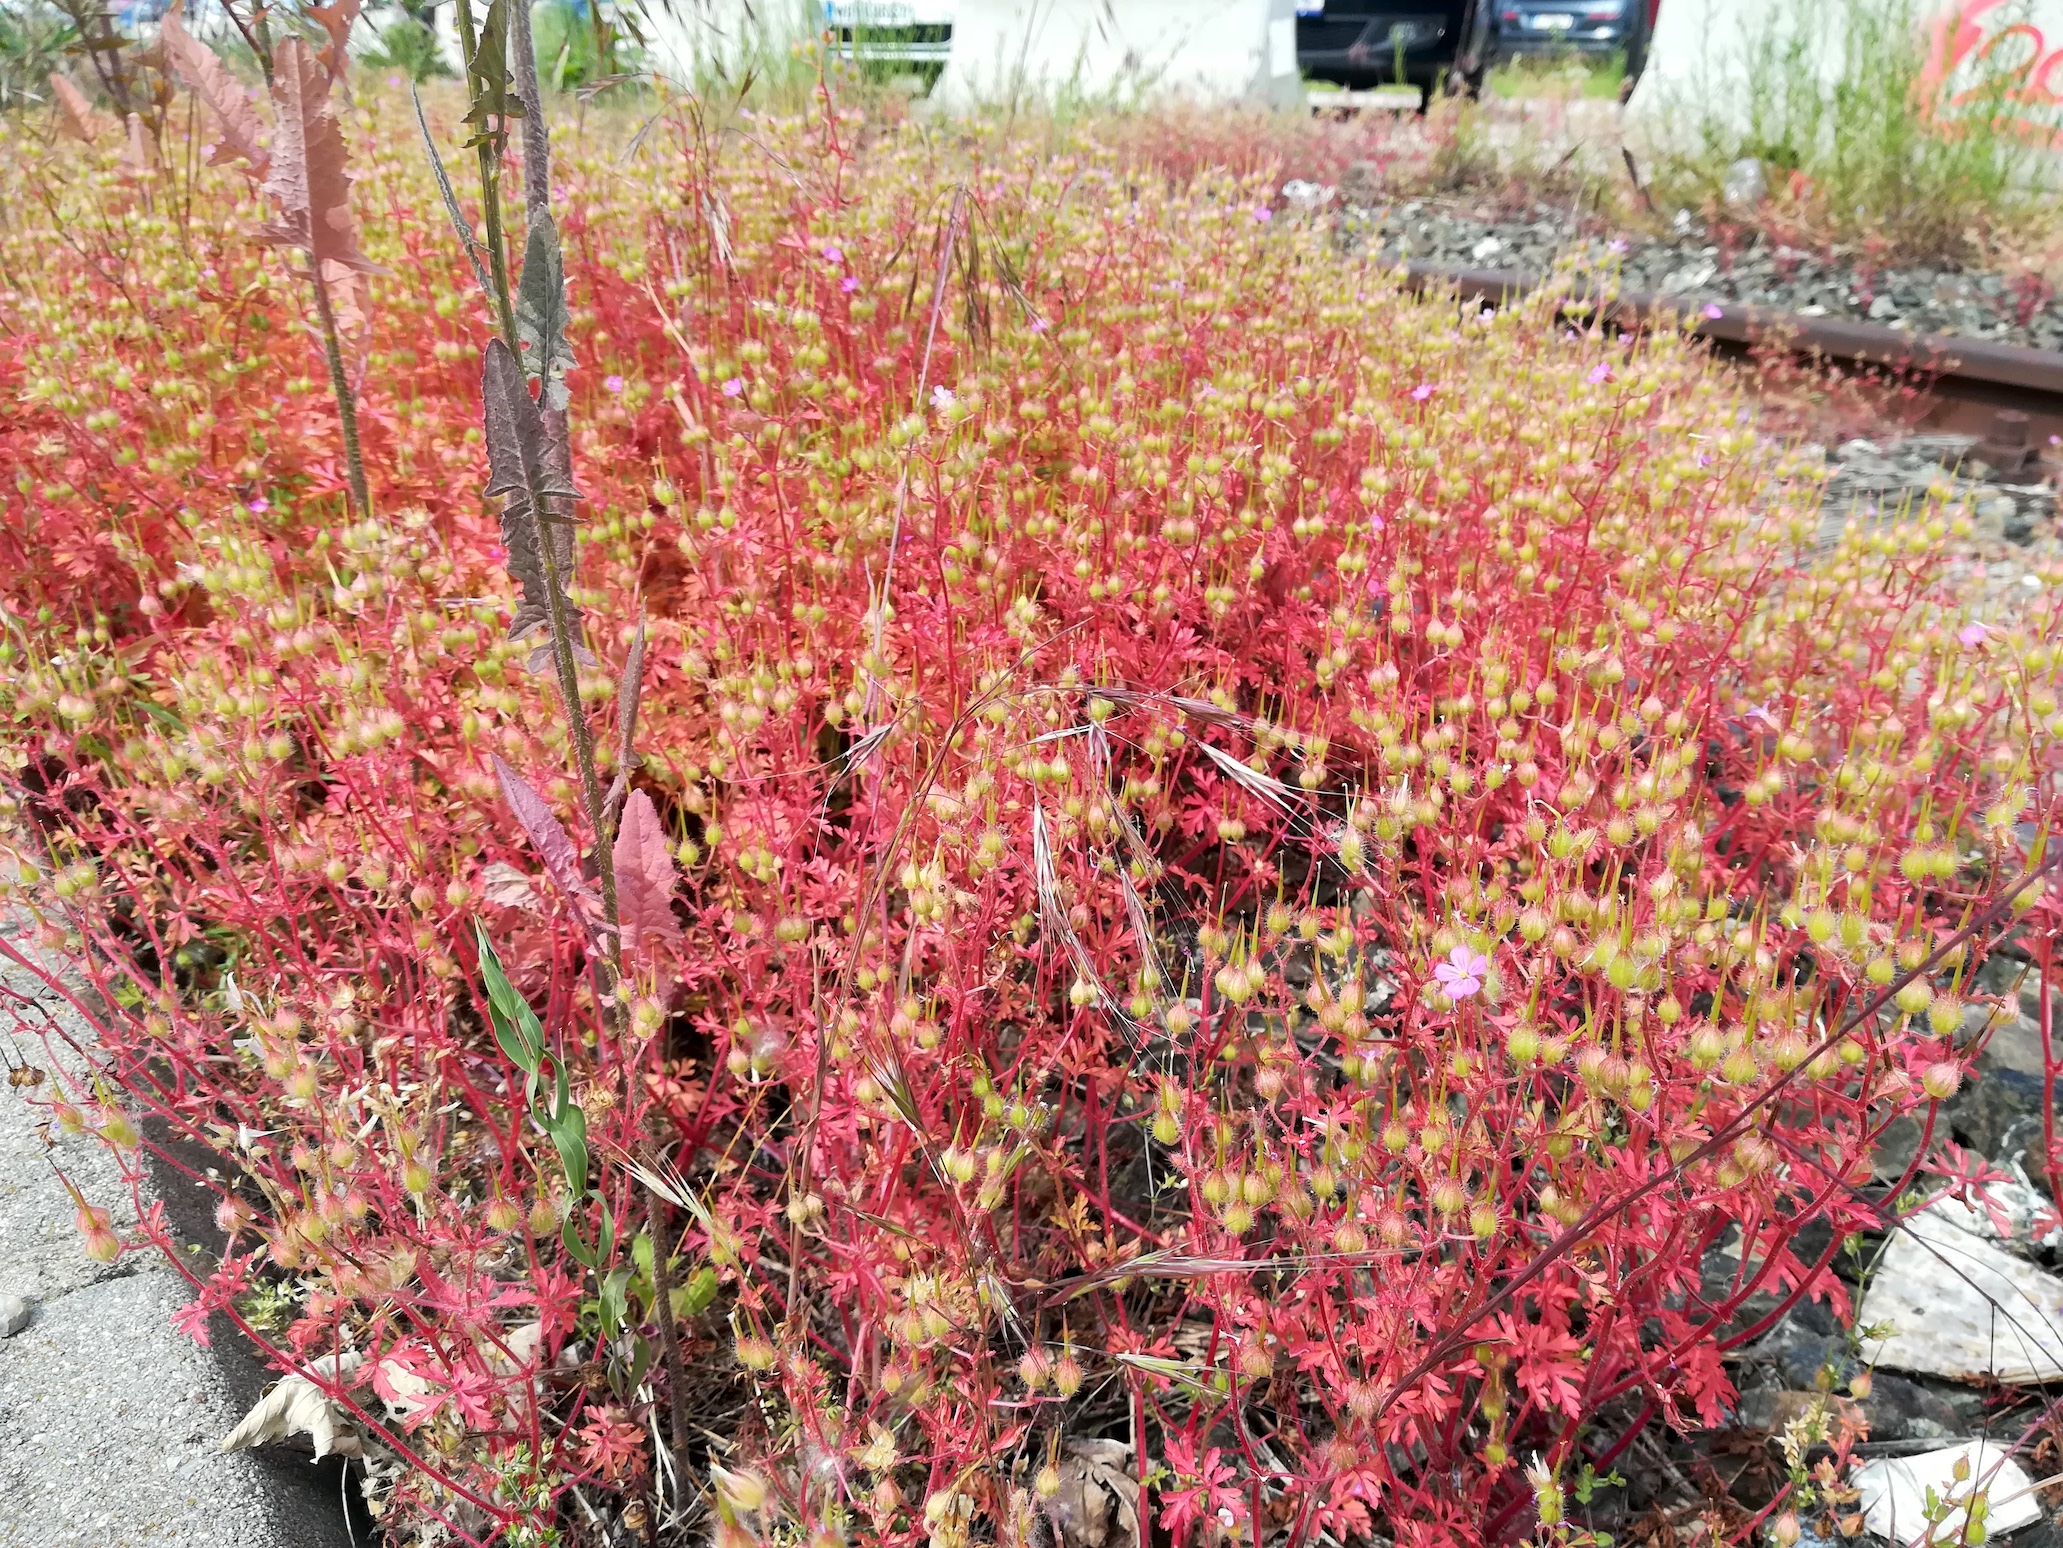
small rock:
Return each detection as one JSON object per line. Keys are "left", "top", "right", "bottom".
{"left": 1470, "top": 234, "right": 1503, "bottom": 263}
{"left": 1895, "top": 433, "right": 1980, "bottom": 470}
{"left": 1861, "top": 1371, "right": 1963, "bottom": 1442}
{"left": 1734, "top": 1387, "right": 1862, "bottom": 1434}
{"left": 1855, "top": 1440, "right": 2042, "bottom": 1547}
{"left": 1869, "top": 294, "right": 1900, "bottom": 321}
{"left": 0, "top": 1293, "right": 30, "bottom": 1337}
{"left": 1860, "top": 1201, "right": 2063, "bottom": 1382}
{"left": 1721, "top": 156, "right": 1767, "bottom": 210}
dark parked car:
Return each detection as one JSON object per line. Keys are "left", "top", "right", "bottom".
{"left": 1298, "top": 0, "right": 1651, "bottom": 105}
{"left": 1490, "top": 0, "right": 1648, "bottom": 72}
{"left": 1296, "top": 0, "right": 1494, "bottom": 103}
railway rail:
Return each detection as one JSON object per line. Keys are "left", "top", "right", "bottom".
{"left": 1402, "top": 261, "right": 2063, "bottom": 479}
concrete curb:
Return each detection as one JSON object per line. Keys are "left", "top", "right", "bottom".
{"left": 0, "top": 917, "right": 355, "bottom": 1548}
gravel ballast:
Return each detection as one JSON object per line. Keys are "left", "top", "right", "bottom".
{"left": 1341, "top": 201, "right": 2063, "bottom": 351}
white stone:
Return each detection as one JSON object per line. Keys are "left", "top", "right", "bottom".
{"left": 1859, "top": 1199, "right": 2063, "bottom": 1383}
{"left": 0, "top": 1292, "right": 28, "bottom": 1337}
{"left": 1854, "top": 1440, "right": 2042, "bottom": 1548}
{"left": 934, "top": 0, "right": 1302, "bottom": 112}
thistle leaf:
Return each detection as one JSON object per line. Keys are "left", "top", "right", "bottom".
{"left": 491, "top": 754, "right": 594, "bottom": 914}
{"left": 515, "top": 212, "right": 576, "bottom": 410}
{"left": 612, "top": 790, "right": 680, "bottom": 961}
{"left": 261, "top": 38, "right": 377, "bottom": 275}
{"left": 462, "top": 0, "right": 525, "bottom": 146}
{"left": 49, "top": 74, "right": 118, "bottom": 145}
{"left": 481, "top": 337, "right": 582, "bottom": 653}
{"left": 615, "top": 619, "right": 647, "bottom": 769}
{"left": 602, "top": 619, "right": 646, "bottom": 823}
{"left": 411, "top": 85, "right": 496, "bottom": 304}
{"left": 320, "top": 260, "right": 371, "bottom": 356}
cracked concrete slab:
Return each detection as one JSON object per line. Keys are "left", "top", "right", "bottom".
{"left": 1, "top": 917, "right": 352, "bottom": 1548}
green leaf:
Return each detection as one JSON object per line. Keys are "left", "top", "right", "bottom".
{"left": 631, "top": 1231, "right": 654, "bottom": 1285}
{"left": 672, "top": 1266, "right": 720, "bottom": 1318}
{"left": 514, "top": 212, "right": 576, "bottom": 411}
{"left": 599, "top": 1265, "right": 631, "bottom": 1338}
{"left": 562, "top": 1195, "right": 614, "bottom": 1270}
{"left": 545, "top": 1062, "right": 589, "bottom": 1198}
{"left": 624, "top": 1333, "right": 655, "bottom": 1394}
{"left": 474, "top": 923, "right": 544, "bottom": 1073}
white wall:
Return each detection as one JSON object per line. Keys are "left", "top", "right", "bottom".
{"left": 1627, "top": 0, "right": 2063, "bottom": 151}
{"left": 934, "top": 0, "right": 1303, "bottom": 111}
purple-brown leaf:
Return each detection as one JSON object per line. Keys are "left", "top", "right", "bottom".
{"left": 158, "top": 5, "right": 269, "bottom": 174}
{"left": 612, "top": 790, "right": 679, "bottom": 962}
{"left": 261, "top": 37, "right": 375, "bottom": 275}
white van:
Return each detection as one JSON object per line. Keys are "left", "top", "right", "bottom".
{"left": 823, "top": 0, "right": 957, "bottom": 68}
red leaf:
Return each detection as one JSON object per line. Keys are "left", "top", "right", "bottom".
{"left": 612, "top": 790, "right": 679, "bottom": 962}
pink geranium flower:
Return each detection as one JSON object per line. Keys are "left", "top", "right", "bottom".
{"left": 1433, "top": 945, "right": 1489, "bottom": 1000}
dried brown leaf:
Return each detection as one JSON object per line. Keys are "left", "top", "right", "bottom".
{"left": 158, "top": 4, "right": 269, "bottom": 174}
{"left": 481, "top": 337, "right": 582, "bottom": 653}
{"left": 1034, "top": 1441, "right": 1140, "bottom": 1548}
{"left": 612, "top": 789, "right": 680, "bottom": 961}
{"left": 321, "top": 259, "right": 370, "bottom": 351}
{"left": 118, "top": 114, "right": 154, "bottom": 178}
{"left": 49, "top": 74, "right": 117, "bottom": 144}
{"left": 220, "top": 1353, "right": 366, "bottom": 1459}
{"left": 477, "top": 861, "right": 541, "bottom": 912}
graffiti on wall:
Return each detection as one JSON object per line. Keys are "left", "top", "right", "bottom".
{"left": 1923, "top": 0, "right": 2063, "bottom": 146}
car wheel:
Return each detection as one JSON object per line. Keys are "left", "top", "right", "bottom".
{"left": 1620, "top": 9, "right": 1650, "bottom": 91}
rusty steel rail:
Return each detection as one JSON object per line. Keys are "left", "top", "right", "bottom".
{"left": 1400, "top": 261, "right": 2063, "bottom": 469}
